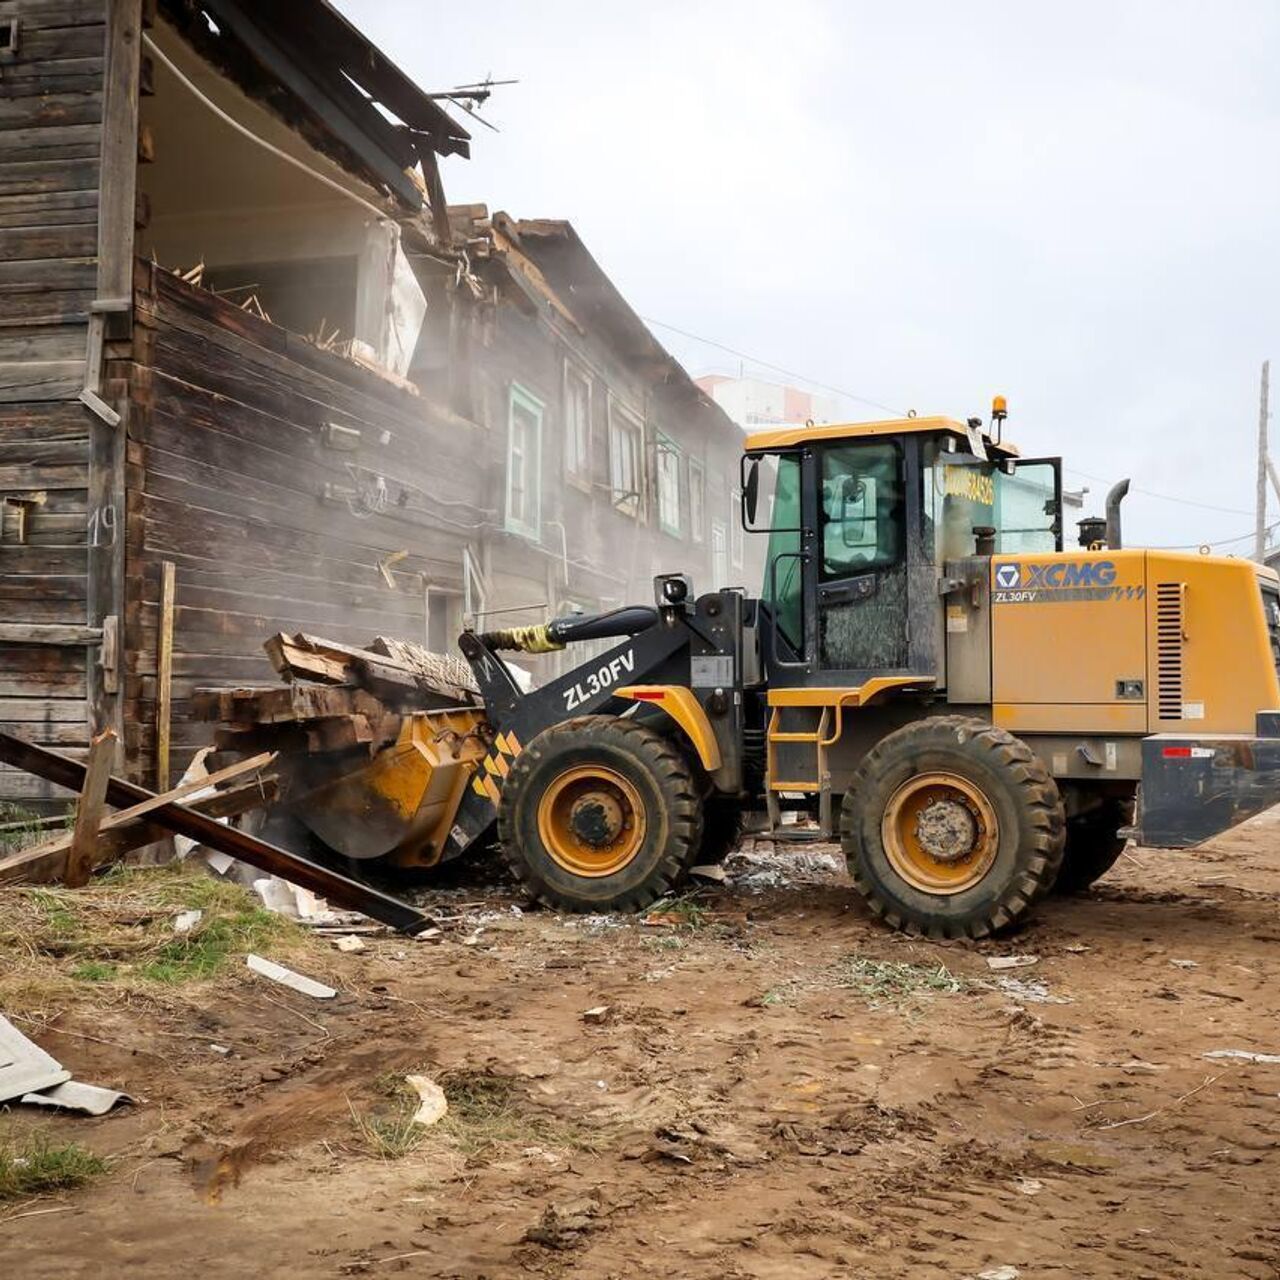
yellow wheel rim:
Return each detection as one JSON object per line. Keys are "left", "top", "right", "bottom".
{"left": 537, "top": 764, "right": 646, "bottom": 877}
{"left": 881, "top": 771, "right": 998, "bottom": 895}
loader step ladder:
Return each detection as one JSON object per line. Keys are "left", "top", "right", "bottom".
{"left": 765, "top": 706, "right": 834, "bottom": 838}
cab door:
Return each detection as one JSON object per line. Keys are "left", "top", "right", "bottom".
{"left": 813, "top": 439, "right": 910, "bottom": 676}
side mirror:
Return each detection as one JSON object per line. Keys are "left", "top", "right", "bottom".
{"left": 744, "top": 458, "right": 760, "bottom": 526}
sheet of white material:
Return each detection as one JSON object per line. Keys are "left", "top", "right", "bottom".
{"left": 245, "top": 954, "right": 337, "bottom": 999}
{"left": 21, "top": 1080, "right": 133, "bottom": 1115}
{"left": 0, "top": 1013, "right": 71, "bottom": 1103}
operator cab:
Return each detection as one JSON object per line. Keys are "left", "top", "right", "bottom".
{"left": 741, "top": 408, "right": 1063, "bottom": 688}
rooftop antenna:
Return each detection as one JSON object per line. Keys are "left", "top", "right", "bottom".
{"left": 422, "top": 75, "right": 519, "bottom": 132}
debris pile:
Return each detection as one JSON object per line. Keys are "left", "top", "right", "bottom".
{"left": 193, "top": 632, "right": 481, "bottom": 761}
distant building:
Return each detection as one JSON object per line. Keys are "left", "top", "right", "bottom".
{"left": 694, "top": 375, "right": 842, "bottom": 430}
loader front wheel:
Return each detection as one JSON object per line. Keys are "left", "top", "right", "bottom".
{"left": 498, "top": 716, "right": 701, "bottom": 912}
{"left": 840, "top": 717, "right": 1065, "bottom": 939}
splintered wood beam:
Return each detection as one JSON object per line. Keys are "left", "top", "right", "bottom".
{"left": 0, "top": 777, "right": 280, "bottom": 887}
{"left": 65, "top": 730, "right": 116, "bottom": 888}
{"left": 0, "top": 734, "right": 431, "bottom": 933}
{"left": 156, "top": 560, "right": 176, "bottom": 791}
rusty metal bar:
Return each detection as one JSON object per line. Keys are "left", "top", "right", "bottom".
{"left": 0, "top": 733, "right": 431, "bottom": 934}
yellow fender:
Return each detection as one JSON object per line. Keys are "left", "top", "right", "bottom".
{"left": 614, "top": 685, "right": 722, "bottom": 773}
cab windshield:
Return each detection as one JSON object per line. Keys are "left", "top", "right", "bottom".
{"left": 922, "top": 445, "right": 1061, "bottom": 560}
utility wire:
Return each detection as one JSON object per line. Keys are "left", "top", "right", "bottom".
{"left": 645, "top": 315, "right": 1254, "bottom": 521}
{"left": 640, "top": 315, "right": 906, "bottom": 418}
{"left": 1063, "top": 467, "right": 1255, "bottom": 518}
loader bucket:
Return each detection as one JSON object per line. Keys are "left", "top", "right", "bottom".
{"left": 293, "top": 708, "right": 488, "bottom": 867}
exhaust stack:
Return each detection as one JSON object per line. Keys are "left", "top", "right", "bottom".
{"left": 1105, "top": 479, "right": 1130, "bottom": 550}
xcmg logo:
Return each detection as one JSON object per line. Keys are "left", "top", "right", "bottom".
{"left": 993, "top": 559, "right": 1141, "bottom": 605}
{"left": 996, "top": 561, "right": 1117, "bottom": 590}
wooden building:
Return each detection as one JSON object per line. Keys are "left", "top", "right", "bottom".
{"left": 0, "top": 0, "right": 751, "bottom": 805}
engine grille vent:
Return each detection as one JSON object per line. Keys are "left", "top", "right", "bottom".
{"left": 1155, "top": 582, "right": 1185, "bottom": 719}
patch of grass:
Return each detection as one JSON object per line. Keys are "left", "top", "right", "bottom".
{"left": 135, "top": 908, "right": 285, "bottom": 983}
{"left": 0, "top": 803, "right": 71, "bottom": 855}
{"left": 438, "top": 1070, "right": 599, "bottom": 1158}
{"left": 0, "top": 864, "right": 304, "bottom": 1011}
{"left": 0, "top": 1132, "right": 106, "bottom": 1200}
{"left": 755, "top": 956, "right": 973, "bottom": 1010}
{"left": 832, "top": 957, "right": 971, "bottom": 1005}
{"left": 349, "top": 1098, "right": 425, "bottom": 1160}
{"left": 644, "top": 894, "right": 708, "bottom": 930}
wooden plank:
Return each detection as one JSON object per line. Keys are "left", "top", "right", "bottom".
{"left": 0, "top": 775, "right": 277, "bottom": 886}
{"left": 0, "top": 361, "right": 86, "bottom": 402}
{"left": 155, "top": 559, "right": 174, "bottom": 790}
{"left": 0, "top": 323, "right": 88, "bottom": 362}
{"left": 0, "top": 189, "right": 99, "bottom": 227}
{"left": 0, "top": 1, "right": 105, "bottom": 25}
{"left": 3, "top": 23, "right": 104, "bottom": 64}
{"left": 0, "top": 545, "right": 87, "bottom": 574}
{"left": 0, "top": 623, "right": 99, "bottom": 644}
{"left": 0, "top": 223, "right": 98, "bottom": 260}
{"left": 84, "top": 0, "right": 137, "bottom": 758}
{"left": 0, "top": 158, "right": 99, "bottom": 197}
{"left": 0, "top": 438, "right": 88, "bottom": 465}
{"left": 19, "top": 749, "right": 276, "bottom": 868}
{"left": 96, "top": 0, "right": 139, "bottom": 303}
{"left": 64, "top": 727, "right": 114, "bottom": 886}
{"left": 0, "top": 698, "right": 85, "bottom": 723}
{"left": 0, "top": 94, "right": 103, "bottom": 130}
{"left": 0, "top": 126, "right": 99, "bottom": 165}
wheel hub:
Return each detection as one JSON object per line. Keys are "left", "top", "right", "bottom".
{"left": 880, "top": 771, "right": 1000, "bottom": 896}
{"left": 569, "top": 791, "right": 624, "bottom": 848}
{"left": 914, "top": 798, "right": 978, "bottom": 863}
{"left": 536, "top": 764, "right": 647, "bottom": 878}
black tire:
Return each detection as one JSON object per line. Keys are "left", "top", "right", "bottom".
{"left": 840, "top": 716, "right": 1066, "bottom": 939}
{"left": 696, "top": 797, "right": 745, "bottom": 865}
{"left": 1052, "top": 794, "right": 1135, "bottom": 894}
{"left": 497, "top": 715, "right": 702, "bottom": 913}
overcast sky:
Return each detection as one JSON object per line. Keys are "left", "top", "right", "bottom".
{"left": 339, "top": 0, "right": 1280, "bottom": 552}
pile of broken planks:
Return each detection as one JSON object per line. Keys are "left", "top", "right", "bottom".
{"left": 0, "top": 731, "right": 431, "bottom": 933}
{"left": 0, "top": 730, "right": 279, "bottom": 888}
{"left": 193, "top": 631, "right": 482, "bottom": 761}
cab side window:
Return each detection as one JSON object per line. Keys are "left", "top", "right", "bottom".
{"left": 821, "top": 442, "right": 903, "bottom": 578}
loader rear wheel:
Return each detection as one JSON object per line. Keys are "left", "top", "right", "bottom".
{"left": 1052, "top": 793, "right": 1135, "bottom": 894}
{"left": 840, "top": 717, "right": 1065, "bottom": 939}
{"left": 498, "top": 716, "right": 701, "bottom": 912}
{"left": 697, "top": 798, "right": 745, "bottom": 865}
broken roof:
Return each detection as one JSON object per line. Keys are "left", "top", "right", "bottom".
{"left": 490, "top": 215, "right": 732, "bottom": 422}
{"left": 162, "top": 0, "right": 470, "bottom": 211}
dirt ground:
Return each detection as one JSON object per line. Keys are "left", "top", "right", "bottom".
{"left": 3, "top": 812, "right": 1280, "bottom": 1280}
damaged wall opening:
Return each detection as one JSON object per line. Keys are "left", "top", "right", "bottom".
{"left": 139, "top": 20, "right": 427, "bottom": 376}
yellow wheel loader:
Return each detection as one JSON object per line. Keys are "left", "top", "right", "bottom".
{"left": 231, "top": 407, "right": 1280, "bottom": 938}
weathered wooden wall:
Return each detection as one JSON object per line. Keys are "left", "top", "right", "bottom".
{"left": 123, "top": 262, "right": 488, "bottom": 786}
{"left": 466, "top": 249, "right": 749, "bottom": 663}
{"left": 0, "top": 0, "right": 108, "bottom": 804}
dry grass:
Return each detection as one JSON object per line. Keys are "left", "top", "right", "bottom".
{"left": 349, "top": 1069, "right": 604, "bottom": 1164}
{"left": 0, "top": 863, "right": 308, "bottom": 1015}
{"left": 0, "top": 1129, "right": 105, "bottom": 1200}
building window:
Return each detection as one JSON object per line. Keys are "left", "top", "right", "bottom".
{"left": 506, "top": 383, "right": 543, "bottom": 539}
{"left": 609, "top": 400, "right": 643, "bottom": 518}
{"left": 657, "top": 434, "right": 682, "bottom": 536}
{"left": 688, "top": 459, "right": 705, "bottom": 543}
{"left": 730, "top": 489, "right": 744, "bottom": 569}
{"left": 564, "top": 362, "right": 591, "bottom": 486}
